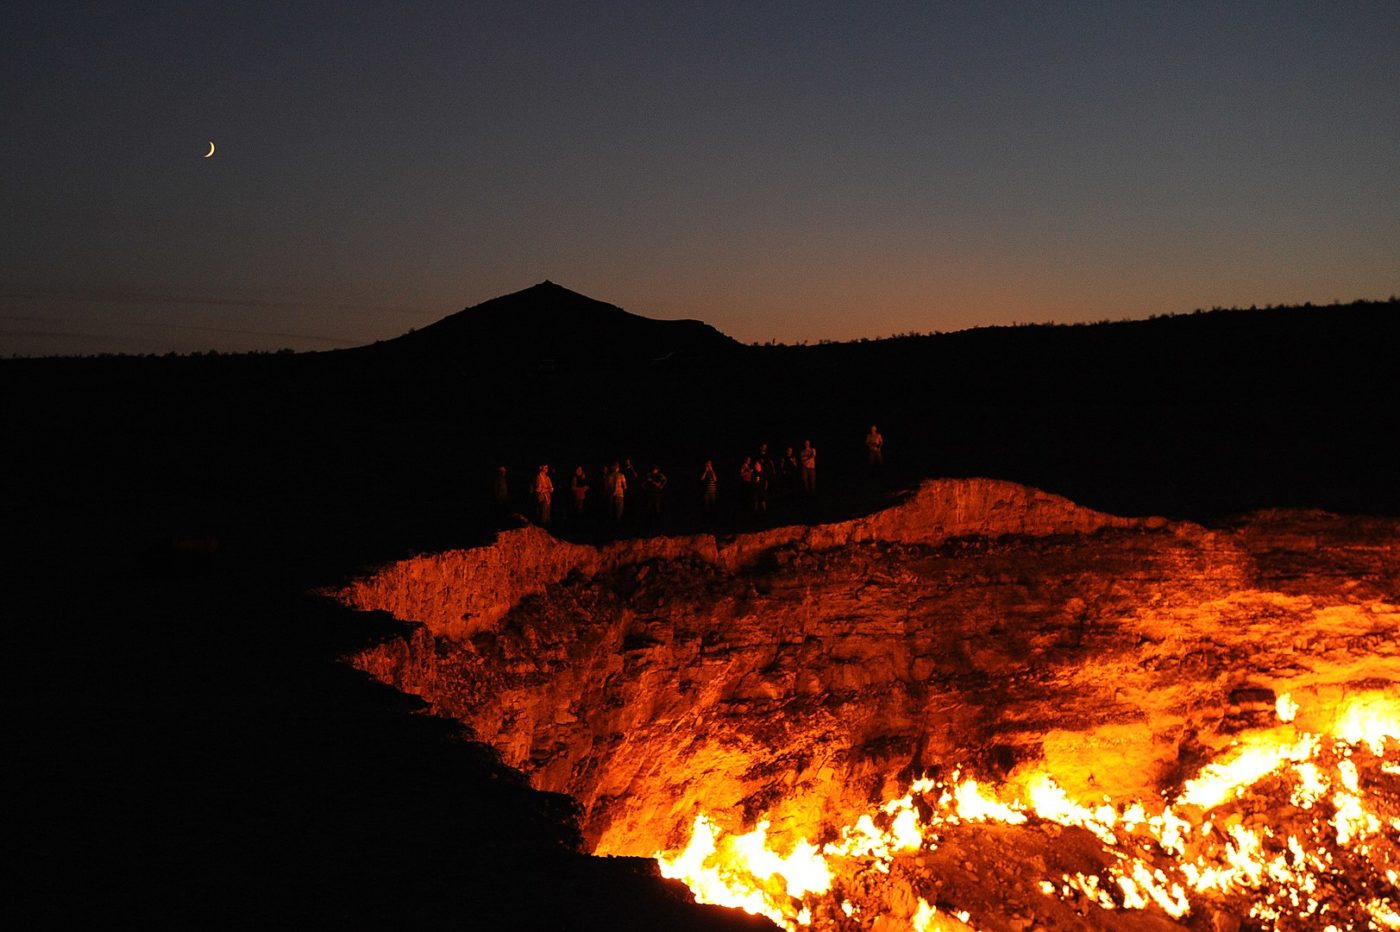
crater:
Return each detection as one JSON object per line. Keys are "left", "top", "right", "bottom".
{"left": 332, "top": 479, "right": 1400, "bottom": 930}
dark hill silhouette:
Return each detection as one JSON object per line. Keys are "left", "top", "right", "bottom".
{"left": 368, "top": 280, "right": 741, "bottom": 369}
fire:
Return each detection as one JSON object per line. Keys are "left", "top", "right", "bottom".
{"left": 656, "top": 814, "right": 831, "bottom": 928}
{"left": 1176, "top": 732, "right": 1321, "bottom": 810}
{"left": 654, "top": 692, "right": 1400, "bottom": 930}
{"left": 1335, "top": 697, "right": 1400, "bottom": 756}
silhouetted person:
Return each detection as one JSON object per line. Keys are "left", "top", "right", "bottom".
{"left": 799, "top": 440, "right": 817, "bottom": 494}
{"left": 534, "top": 464, "right": 554, "bottom": 526}
{"left": 756, "top": 442, "right": 775, "bottom": 481}
{"left": 699, "top": 460, "right": 718, "bottom": 516}
{"left": 780, "top": 446, "right": 799, "bottom": 496}
{"left": 644, "top": 466, "right": 668, "bottom": 520}
{"left": 492, "top": 465, "right": 509, "bottom": 515}
{"left": 608, "top": 461, "right": 628, "bottom": 523}
{"left": 751, "top": 459, "right": 769, "bottom": 513}
{"left": 739, "top": 456, "right": 755, "bottom": 511}
{"left": 865, "top": 425, "right": 884, "bottom": 466}
{"left": 623, "top": 458, "right": 641, "bottom": 513}
{"left": 598, "top": 463, "right": 613, "bottom": 518}
{"left": 570, "top": 466, "right": 590, "bottom": 517}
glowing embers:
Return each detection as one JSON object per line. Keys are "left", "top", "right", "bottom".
{"left": 654, "top": 692, "right": 1400, "bottom": 930}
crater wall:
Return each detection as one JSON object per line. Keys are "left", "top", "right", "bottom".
{"left": 335, "top": 478, "right": 1151, "bottom": 640}
{"left": 330, "top": 479, "right": 1400, "bottom": 927}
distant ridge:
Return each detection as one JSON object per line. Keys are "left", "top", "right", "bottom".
{"left": 371, "top": 281, "right": 740, "bottom": 367}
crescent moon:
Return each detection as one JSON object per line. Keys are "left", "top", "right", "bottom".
{"left": 204, "top": 140, "right": 216, "bottom": 158}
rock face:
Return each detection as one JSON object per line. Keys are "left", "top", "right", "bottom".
{"left": 333, "top": 478, "right": 1400, "bottom": 927}
{"left": 336, "top": 479, "right": 1145, "bottom": 641}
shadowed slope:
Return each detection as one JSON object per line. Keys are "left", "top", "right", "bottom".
{"left": 370, "top": 281, "right": 741, "bottom": 368}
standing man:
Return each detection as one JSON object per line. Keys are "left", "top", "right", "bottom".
{"left": 644, "top": 465, "right": 668, "bottom": 521}
{"left": 865, "top": 425, "right": 885, "bottom": 467}
{"left": 780, "top": 446, "right": 799, "bottom": 497}
{"left": 598, "top": 463, "right": 614, "bottom": 519}
{"left": 570, "top": 466, "right": 590, "bottom": 517}
{"left": 699, "top": 460, "right": 718, "bottom": 516}
{"left": 756, "top": 442, "right": 775, "bottom": 482}
{"left": 534, "top": 464, "right": 554, "bottom": 526}
{"left": 799, "top": 440, "right": 817, "bottom": 494}
{"left": 492, "top": 465, "right": 510, "bottom": 516}
{"left": 608, "top": 461, "right": 628, "bottom": 523}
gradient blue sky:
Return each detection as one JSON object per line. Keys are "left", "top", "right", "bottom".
{"left": 3, "top": 1, "right": 1398, "bottom": 355}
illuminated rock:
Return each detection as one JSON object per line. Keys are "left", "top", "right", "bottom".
{"left": 333, "top": 478, "right": 1400, "bottom": 930}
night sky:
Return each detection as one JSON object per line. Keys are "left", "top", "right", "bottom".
{"left": 3, "top": 1, "right": 1398, "bottom": 356}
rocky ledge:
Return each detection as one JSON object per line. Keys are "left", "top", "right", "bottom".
{"left": 330, "top": 478, "right": 1400, "bottom": 928}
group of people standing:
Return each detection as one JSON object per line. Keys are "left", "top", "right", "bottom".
{"left": 731, "top": 440, "right": 816, "bottom": 514}
{"left": 494, "top": 425, "right": 885, "bottom": 529}
{"left": 502, "top": 459, "right": 667, "bottom": 527}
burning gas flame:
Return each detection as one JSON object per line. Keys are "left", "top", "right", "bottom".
{"left": 657, "top": 815, "right": 831, "bottom": 928}
{"left": 655, "top": 691, "right": 1400, "bottom": 930}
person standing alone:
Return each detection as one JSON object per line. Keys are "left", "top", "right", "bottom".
{"left": 644, "top": 465, "right": 668, "bottom": 522}
{"left": 570, "top": 466, "right": 590, "bottom": 518}
{"left": 608, "top": 461, "right": 628, "bottom": 523}
{"left": 534, "top": 464, "right": 554, "bottom": 526}
{"left": 865, "top": 425, "right": 884, "bottom": 467}
{"left": 799, "top": 440, "right": 817, "bottom": 494}
{"left": 699, "top": 460, "right": 718, "bottom": 516}
{"left": 492, "top": 465, "right": 510, "bottom": 516}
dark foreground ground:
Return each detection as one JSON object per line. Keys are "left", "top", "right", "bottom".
{"left": 4, "top": 286, "right": 1397, "bottom": 926}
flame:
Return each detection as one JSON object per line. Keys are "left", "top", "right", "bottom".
{"left": 952, "top": 778, "right": 1027, "bottom": 824}
{"left": 1177, "top": 732, "right": 1320, "bottom": 809}
{"left": 1334, "top": 696, "right": 1400, "bottom": 756}
{"left": 654, "top": 691, "right": 1400, "bottom": 929}
{"left": 656, "top": 814, "right": 831, "bottom": 928}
